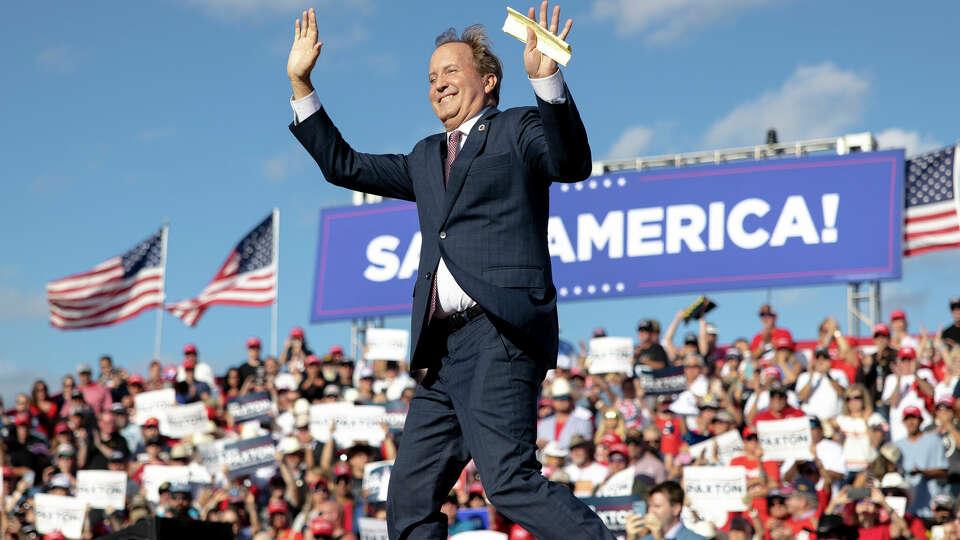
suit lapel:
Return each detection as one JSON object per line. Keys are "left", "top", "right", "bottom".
{"left": 440, "top": 108, "right": 498, "bottom": 225}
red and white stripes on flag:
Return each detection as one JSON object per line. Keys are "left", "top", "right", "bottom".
{"left": 47, "top": 228, "right": 166, "bottom": 329}
{"left": 165, "top": 213, "right": 276, "bottom": 327}
{"left": 904, "top": 144, "right": 960, "bottom": 256}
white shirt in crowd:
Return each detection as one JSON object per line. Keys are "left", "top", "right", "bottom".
{"left": 563, "top": 461, "right": 608, "bottom": 496}
{"left": 835, "top": 412, "right": 887, "bottom": 471}
{"left": 796, "top": 369, "right": 849, "bottom": 420}
{"left": 882, "top": 369, "right": 936, "bottom": 441}
{"left": 291, "top": 71, "right": 567, "bottom": 317}
{"left": 744, "top": 388, "right": 800, "bottom": 414}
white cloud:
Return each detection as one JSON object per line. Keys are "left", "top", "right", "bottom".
{"left": 704, "top": 63, "right": 868, "bottom": 148}
{"left": 875, "top": 128, "right": 943, "bottom": 157}
{"left": 592, "top": 0, "right": 779, "bottom": 43}
{"left": 606, "top": 126, "right": 655, "bottom": 159}
{"left": 263, "top": 149, "right": 306, "bottom": 182}
{"left": 36, "top": 45, "right": 85, "bottom": 74}
{"left": 184, "top": 0, "right": 373, "bottom": 19}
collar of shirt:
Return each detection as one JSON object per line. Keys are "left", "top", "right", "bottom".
{"left": 664, "top": 521, "right": 682, "bottom": 539}
{"left": 446, "top": 106, "right": 491, "bottom": 146}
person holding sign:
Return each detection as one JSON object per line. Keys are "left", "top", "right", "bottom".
{"left": 286, "top": 2, "right": 608, "bottom": 538}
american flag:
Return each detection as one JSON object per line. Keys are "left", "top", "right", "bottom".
{"left": 166, "top": 212, "right": 277, "bottom": 326}
{"left": 47, "top": 228, "right": 166, "bottom": 329}
{"left": 904, "top": 144, "right": 960, "bottom": 256}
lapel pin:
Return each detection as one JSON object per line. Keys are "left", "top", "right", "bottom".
{"left": 478, "top": 124, "right": 485, "bottom": 132}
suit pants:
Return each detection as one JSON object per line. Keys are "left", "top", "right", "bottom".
{"left": 386, "top": 313, "right": 615, "bottom": 540}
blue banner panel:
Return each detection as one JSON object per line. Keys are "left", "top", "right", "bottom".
{"left": 311, "top": 151, "right": 904, "bottom": 322}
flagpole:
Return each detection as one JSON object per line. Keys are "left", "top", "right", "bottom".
{"left": 271, "top": 208, "right": 280, "bottom": 358}
{"left": 154, "top": 221, "right": 169, "bottom": 360}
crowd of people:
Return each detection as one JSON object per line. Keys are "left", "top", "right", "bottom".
{"left": 3, "top": 298, "right": 960, "bottom": 540}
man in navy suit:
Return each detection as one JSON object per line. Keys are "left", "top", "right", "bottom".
{"left": 287, "top": 3, "right": 613, "bottom": 538}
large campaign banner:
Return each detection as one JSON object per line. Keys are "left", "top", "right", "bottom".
{"left": 580, "top": 495, "right": 644, "bottom": 540}
{"left": 310, "top": 151, "right": 904, "bottom": 321}
{"left": 227, "top": 392, "right": 273, "bottom": 425}
{"left": 221, "top": 436, "right": 277, "bottom": 478}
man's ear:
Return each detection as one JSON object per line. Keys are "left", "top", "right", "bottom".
{"left": 484, "top": 73, "right": 498, "bottom": 97}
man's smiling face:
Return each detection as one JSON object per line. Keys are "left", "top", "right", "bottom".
{"left": 428, "top": 42, "right": 495, "bottom": 131}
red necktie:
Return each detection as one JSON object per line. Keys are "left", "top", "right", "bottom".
{"left": 428, "top": 130, "right": 463, "bottom": 322}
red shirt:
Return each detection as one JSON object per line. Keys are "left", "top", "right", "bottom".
{"left": 729, "top": 455, "right": 781, "bottom": 484}
{"left": 831, "top": 358, "right": 858, "bottom": 384}
{"left": 788, "top": 513, "right": 817, "bottom": 540}
{"left": 754, "top": 406, "right": 805, "bottom": 423}
{"left": 751, "top": 328, "right": 793, "bottom": 352}
{"left": 656, "top": 417, "right": 683, "bottom": 455}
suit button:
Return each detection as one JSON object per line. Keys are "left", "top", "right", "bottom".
{"left": 424, "top": 272, "right": 432, "bottom": 280}
{"left": 439, "top": 231, "right": 447, "bottom": 239}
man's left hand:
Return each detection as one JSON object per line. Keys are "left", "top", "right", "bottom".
{"left": 523, "top": 1, "right": 572, "bottom": 79}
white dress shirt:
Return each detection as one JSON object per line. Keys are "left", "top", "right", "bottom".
{"left": 292, "top": 70, "right": 567, "bottom": 316}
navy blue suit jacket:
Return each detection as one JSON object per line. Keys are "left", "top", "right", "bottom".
{"left": 290, "top": 85, "right": 591, "bottom": 371}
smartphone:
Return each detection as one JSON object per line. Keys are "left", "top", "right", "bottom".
{"left": 847, "top": 487, "right": 871, "bottom": 501}
{"left": 632, "top": 500, "right": 646, "bottom": 516}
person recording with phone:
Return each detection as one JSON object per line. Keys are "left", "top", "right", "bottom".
{"left": 625, "top": 481, "right": 707, "bottom": 540}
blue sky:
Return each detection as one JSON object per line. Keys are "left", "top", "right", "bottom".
{"left": 2, "top": 0, "right": 958, "bottom": 404}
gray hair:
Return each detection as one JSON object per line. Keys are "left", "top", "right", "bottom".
{"left": 435, "top": 25, "right": 503, "bottom": 104}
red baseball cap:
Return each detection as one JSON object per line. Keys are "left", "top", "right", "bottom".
{"left": 267, "top": 499, "right": 288, "bottom": 514}
{"left": 509, "top": 524, "right": 535, "bottom": 540}
{"left": 128, "top": 374, "right": 144, "bottom": 385}
{"left": 600, "top": 433, "right": 622, "bottom": 447}
{"left": 13, "top": 412, "right": 31, "bottom": 426}
{"left": 873, "top": 323, "right": 891, "bottom": 336}
{"left": 329, "top": 345, "right": 344, "bottom": 355}
{"left": 311, "top": 518, "right": 335, "bottom": 536}
{"left": 774, "top": 336, "right": 794, "bottom": 351}
{"left": 143, "top": 417, "right": 160, "bottom": 428}
{"left": 183, "top": 343, "right": 198, "bottom": 355}
{"left": 890, "top": 309, "right": 906, "bottom": 321}
{"left": 468, "top": 482, "right": 484, "bottom": 495}
{"left": 1, "top": 465, "right": 13, "bottom": 478}
{"left": 247, "top": 336, "right": 262, "bottom": 349}
{"left": 762, "top": 366, "right": 782, "bottom": 380}
{"left": 305, "top": 354, "right": 320, "bottom": 366}
{"left": 290, "top": 327, "right": 305, "bottom": 339}
{"left": 898, "top": 347, "right": 917, "bottom": 359}
{"left": 742, "top": 426, "right": 757, "bottom": 438}
{"left": 902, "top": 406, "right": 923, "bottom": 419}
{"left": 937, "top": 396, "right": 956, "bottom": 409}
{"left": 333, "top": 463, "right": 351, "bottom": 477}
{"left": 54, "top": 423, "right": 71, "bottom": 435}
{"left": 183, "top": 358, "right": 197, "bottom": 370}
{"left": 44, "top": 532, "right": 67, "bottom": 540}
{"left": 608, "top": 443, "right": 629, "bottom": 457}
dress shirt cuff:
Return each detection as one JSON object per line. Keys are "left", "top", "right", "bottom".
{"left": 290, "top": 91, "right": 322, "bottom": 125}
{"left": 529, "top": 69, "right": 566, "bottom": 104}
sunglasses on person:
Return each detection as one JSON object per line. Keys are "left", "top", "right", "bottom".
{"left": 845, "top": 394, "right": 863, "bottom": 401}
{"left": 768, "top": 497, "right": 786, "bottom": 506}
{"left": 610, "top": 455, "right": 627, "bottom": 463}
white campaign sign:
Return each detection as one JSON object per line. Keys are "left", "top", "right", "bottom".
{"left": 587, "top": 337, "right": 634, "bottom": 375}
{"left": 684, "top": 465, "right": 747, "bottom": 519}
{"left": 142, "top": 465, "right": 190, "bottom": 503}
{"left": 757, "top": 416, "right": 813, "bottom": 462}
{"left": 134, "top": 388, "right": 176, "bottom": 426}
{"left": 357, "top": 517, "right": 389, "bottom": 540}
{"left": 594, "top": 466, "right": 636, "bottom": 497}
{"left": 162, "top": 402, "right": 211, "bottom": 439}
{"left": 688, "top": 430, "right": 744, "bottom": 465}
{"left": 363, "top": 460, "right": 393, "bottom": 503}
{"left": 310, "top": 403, "right": 390, "bottom": 447}
{"left": 365, "top": 328, "right": 409, "bottom": 362}
{"left": 76, "top": 470, "right": 127, "bottom": 509}
{"left": 34, "top": 493, "right": 87, "bottom": 539}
